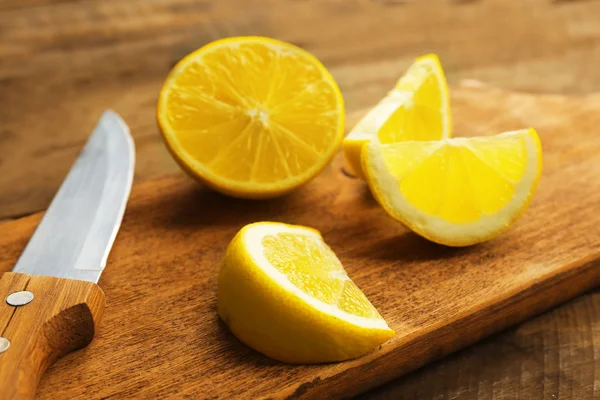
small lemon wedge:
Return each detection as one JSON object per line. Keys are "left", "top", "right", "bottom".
{"left": 158, "top": 37, "right": 344, "bottom": 199}
{"left": 362, "top": 129, "right": 543, "bottom": 247}
{"left": 218, "top": 222, "right": 394, "bottom": 363}
{"left": 343, "top": 54, "right": 451, "bottom": 179}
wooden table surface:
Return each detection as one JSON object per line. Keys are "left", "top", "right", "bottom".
{"left": 0, "top": 0, "right": 599, "bottom": 398}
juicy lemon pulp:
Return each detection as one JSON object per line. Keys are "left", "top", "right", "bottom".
{"left": 158, "top": 37, "right": 344, "bottom": 198}
{"left": 218, "top": 222, "right": 394, "bottom": 363}
{"left": 263, "top": 233, "right": 381, "bottom": 319}
{"left": 343, "top": 54, "right": 451, "bottom": 179}
{"left": 363, "top": 129, "right": 542, "bottom": 246}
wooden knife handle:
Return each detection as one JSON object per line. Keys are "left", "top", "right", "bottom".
{"left": 0, "top": 272, "right": 105, "bottom": 400}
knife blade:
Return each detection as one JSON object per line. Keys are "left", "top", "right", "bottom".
{"left": 0, "top": 110, "right": 135, "bottom": 400}
{"left": 12, "top": 110, "right": 135, "bottom": 283}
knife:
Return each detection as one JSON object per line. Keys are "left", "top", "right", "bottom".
{"left": 0, "top": 110, "right": 135, "bottom": 399}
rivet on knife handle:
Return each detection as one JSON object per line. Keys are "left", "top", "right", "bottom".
{"left": 0, "top": 272, "right": 105, "bottom": 400}
{"left": 0, "top": 338, "right": 9, "bottom": 354}
{"left": 6, "top": 291, "right": 34, "bottom": 307}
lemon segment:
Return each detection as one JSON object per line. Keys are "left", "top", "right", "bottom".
{"left": 158, "top": 37, "right": 344, "bottom": 198}
{"left": 343, "top": 54, "right": 451, "bottom": 179}
{"left": 362, "top": 129, "right": 542, "bottom": 246}
{"left": 218, "top": 222, "right": 394, "bottom": 364}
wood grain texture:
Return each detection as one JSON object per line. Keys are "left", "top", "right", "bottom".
{"left": 1, "top": 84, "right": 599, "bottom": 398}
{"left": 3, "top": 0, "right": 600, "bottom": 218}
{"left": 0, "top": 273, "right": 105, "bottom": 400}
{"left": 361, "top": 288, "right": 600, "bottom": 399}
{"left": 1, "top": 0, "right": 600, "bottom": 398}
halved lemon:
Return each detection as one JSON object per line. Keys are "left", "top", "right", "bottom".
{"left": 218, "top": 222, "right": 394, "bottom": 363}
{"left": 343, "top": 54, "right": 451, "bottom": 180}
{"left": 158, "top": 37, "right": 344, "bottom": 198}
{"left": 362, "top": 129, "right": 543, "bottom": 247}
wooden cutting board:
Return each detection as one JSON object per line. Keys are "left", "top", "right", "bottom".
{"left": 1, "top": 83, "right": 599, "bottom": 399}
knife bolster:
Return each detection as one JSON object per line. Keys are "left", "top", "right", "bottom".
{"left": 0, "top": 272, "right": 105, "bottom": 400}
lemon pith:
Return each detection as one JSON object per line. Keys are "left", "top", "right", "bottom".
{"left": 218, "top": 222, "right": 394, "bottom": 363}
{"left": 343, "top": 54, "right": 451, "bottom": 179}
{"left": 158, "top": 37, "right": 345, "bottom": 198}
{"left": 362, "top": 129, "right": 543, "bottom": 247}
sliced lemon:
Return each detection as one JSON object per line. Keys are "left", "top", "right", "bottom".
{"left": 362, "top": 129, "right": 543, "bottom": 247}
{"left": 343, "top": 54, "right": 451, "bottom": 180}
{"left": 158, "top": 37, "right": 344, "bottom": 198}
{"left": 217, "top": 222, "right": 394, "bottom": 363}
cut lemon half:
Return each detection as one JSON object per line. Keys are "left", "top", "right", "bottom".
{"left": 363, "top": 129, "right": 543, "bottom": 247}
{"left": 343, "top": 54, "right": 451, "bottom": 179}
{"left": 158, "top": 37, "right": 344, "bottom": 198}
{"left": 218, "top": 222, "right": 394, "bottom": 363}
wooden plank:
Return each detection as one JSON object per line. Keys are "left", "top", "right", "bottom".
{"left": 0, "top": 84, "right": 599, "bottom": 399}
{"left": 361, "top": 290, "right": 600, "bottom": 399}
{"left": 2, "top": 0, "right": 600, "bottom": 219}
{"left": 0, "top": 0, "right": 83, "bottom": 11}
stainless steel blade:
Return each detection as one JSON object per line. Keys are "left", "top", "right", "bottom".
{"left": 12, "top": 110, "right": 135, "bottom": 283}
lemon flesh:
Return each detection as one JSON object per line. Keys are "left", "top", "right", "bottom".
{"left": 363, "top": 129, "right": 543, "bottom": 247}
{"left": 343, "top": 54, "right": 451, "bottom": 179}
{"left": 218, "top": 222, "right": 394, "bottom": 364}
{"left": 158, "top": 37, "right": 344, "bottom": 198}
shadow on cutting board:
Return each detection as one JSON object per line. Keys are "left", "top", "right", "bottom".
{"left": 352, "top": 233, "right": 475, "bottom": 262}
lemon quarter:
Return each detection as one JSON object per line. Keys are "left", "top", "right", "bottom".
{"left": 217, "top": 222, "right": 394, "bottom": 363}
{"left": 343, "top": 54, "right": 451, "bottom": 179}
{"left": 363, "top": 129, "right": 543, "bottom": 247}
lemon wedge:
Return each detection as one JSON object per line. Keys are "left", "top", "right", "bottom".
{"left": 343, "top": 54, "right": 451, "bottom": 179}
{"left": 158, "top": 37, "right": 344, "bottom": 198}
{"left": 217, "top": 222, "right": 394, "bottom": 363}
{"left": 362, "top": 129, "right": 543, "bottom": 247}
